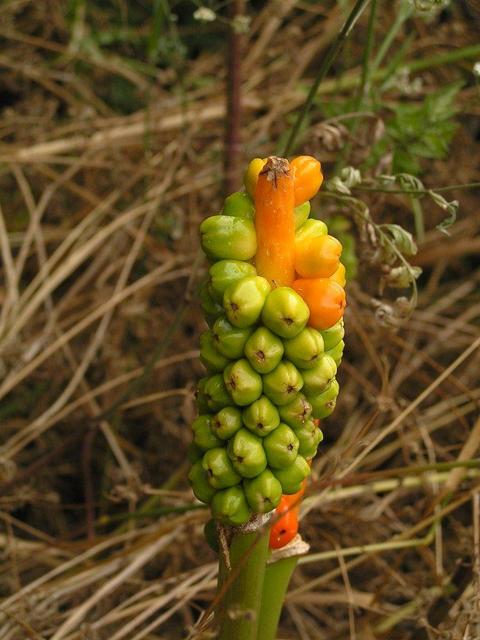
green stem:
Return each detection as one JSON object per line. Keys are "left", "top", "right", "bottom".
{"left": 370, "top": 1, "right": 412, "bottom": 76}
{"left": 281, "top": 0, "right": 372, "bottom": 156}
{"left": 256, "top": 556, "right": 298, "bottom": 640}
{"left": 217, "top": 525, "right": 270, "bottom": 640}
{"left": 334, "top": 0, "right": 377, "bottom": 173}
{"left": 411, "top": 195, "right": 425, "bottom": 243}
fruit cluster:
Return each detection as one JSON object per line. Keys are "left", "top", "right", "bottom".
{"left": 188, "top": 156, "right": 346, "bottom": 530}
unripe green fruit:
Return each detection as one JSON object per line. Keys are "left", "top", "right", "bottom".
{"left": 204, "top": 518, "right": 219, "bottom": 552}
{"left": 211, "top": 406, "right": 243, "bottom": 440}
{"left": 196, "top": 378, "right": 210, "bottom": 413}
{"left": 223, "top": 359, "right": 263, "bottom": 406}
{"left": 263, "top": 423, "right": 299, "bottom": 469}
{"left": 295, "top": 421, "right": 323, "bottom": 459}
{"left": 203, "top": 374, "right": 232, "bottom": 411}
{"left": 272, "top": 455, "right": 311, "bottom": 494}
{"left": 224, "top": 276, "right": 271, "bottom": 328}
{"left": 283, "top": 327, "right": 325, "bottom": 370}
{"left": 209, "top": 260, "right": 257, "bottom": 301}
{"left": 212, "top": 317, "right": 253, "bottom": 359}
{"left": 326, "top": 339, "right": 345, "bottom": 366}
{"left": 294, "top": 201, "right": 311, "bottom": 230}
{"left": 211, "top": 486, "right": 251, "bottom": 525}
{"left": 301, "top": 355, "right": 337, "bottom": 396}
{"left": 200, "top": 331, "right": 230, "bottom": 373}
{"left": 192, "top": 415, "right": 222, "bottom": 451}
{"left": 244, "top": 327, "right": 284, "bottom": 374}
{"left": 222, "top": 191, "right": 255, "bottom": 220}
{"left": 308, "top": 378, "right": 340, "bottom": 419}
{"left": 320, "top": 319, "right": 345, "bottom": 351}
{"left": 295, "top": 218, "right": 328, "bottom": 243}
{"left": 278, "top": 394, "right": 313, "bottom": 430}
{"left": 202, "top": 448, "right": 242, "bottom": 489}
{"left": 242, "top": 395, "right": 280, "bottom": 437}
{"left": 261, "top": 287, "right": 310, "bottom": 339}
{"left": 187, "top": 442, "right": 203, "bottom": 463}
{"left": 188, "top": 461, "right": 217, "bottom": 503}
{"left": 244, "top": 469, "right": 282, "bottom": 512}
{"left": 200, "top": 215, "right": 257, "bottom": 261}
{"left": 263, "top": 361, "right": 304, "bottom": 406}
{"left": 228, "top": 428, "right": 267, "bottom": 478}
{"left": 198, "top": 281, "right": 224, "bottom": 325}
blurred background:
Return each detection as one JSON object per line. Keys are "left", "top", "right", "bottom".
{"left": 0, "top": 1, "right": 479, "bottom": 638}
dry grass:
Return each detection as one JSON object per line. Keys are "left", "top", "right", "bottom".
{"left": 0, "top": 1, "right": 479, "bottom": 638}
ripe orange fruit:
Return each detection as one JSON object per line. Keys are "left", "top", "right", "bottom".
{"left": 290, "top": 156, "right": 323, "bottom": 205}
{"left": 293, "top": 278, "right": 346, "bottom": 330}
{"left": 295, "top": 234, "right": 342, "bottom": 279}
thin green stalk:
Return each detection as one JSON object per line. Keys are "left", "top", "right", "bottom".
{"left": 217, "top": 526, "right": 270, "bottom": 640}
{"left": 334, "top": 0, "right": 377, "bottom": 173}
{"left": 352, "top": 181, "right": 480, "bottom": 194}
{"left": 411, "top": 195, "right": 425, "bottom": 243}
{"left": 281, "top": 0, "right": 372, "bottom": 156}
{"left": 256, "top": 556, "right": 298, "bottom": 640}
{"left": 370, "top": 1, "right": 412, "bottom": 75}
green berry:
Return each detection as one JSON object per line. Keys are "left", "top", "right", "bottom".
{"left": 187, "top": 442, "right": 203, "bottom": 463}
{"left": 222, "top": 191, "right": 255, "bottom": 220}
{"left": 272, "top": 455, "right": 311, "bottom": 494}
{"left": 198, "top": 281, "right": 224, "bottom": 325}
{"left": 227, "top": 428, "right": 267, "bottom": 478}
{"left": 301, "top": 355, "right": 337, "bottom": 396}
{"left": 308, "top": 378, "right": 340, "bottom": 419}
{"left": 261, "top": 287, "right": 310, "bottom": 339}
{"left": 242, "top": 395, "right": 280, "bottom": 437}
{"left": 200, "top": 215, "right": 257, "bottom": 261}
{"left": 203, "top": 374, "right": 232, "bottom": 411}
{"left": 295, "top": 218, "right": 328, "bottom": 243}
{"left": 192, "top": 415, "right": 222, "bottom": 451}
{"left": 295, "top": 420, "right": 323, "bottom": 458}
{"left": 211, "top": 406, "right": 243, "bottom": 440}
{"left": 294, "top": 201, "right": 311, "bottom": 230}
{"left": 209, "top": 260, "right": 257, "bottom": 301}
{"left": 188, "top": 461, "right": 217, "bottom": 504}
{"left": 263, "top": 423, "right": 299, "bottom": 469}
{"left": 204, "top": 518, "right": 219, "bottom": 552}
{"left": 244, "top": 327, "right": 284, "bottom": 374}
{"left": 326, "top": 339, "right": 345, "bottom": 366}
{"left": 200, "top": 331, "right": 231, "bottom": 373}
{"left": 223, "top": 359, "right": 263, "bottom": 406}
{"left": 278, "top": 394, "right": 313, "bottom": 430}
{"left": 263, "top": 361, "right": 304, "bottom": 406}
{"left": 283, "top": 327, "right": 325, "bottom": 370}
{"left": 196, "top": 378, "right": 210, "bottom": 413}
{"left": 211, "top": 486, "right": 251, "bottom": 525}
{"left": 320, "top": 319, "right": 345, "bottom": 351}
{"left": 223, "top": 276, "right": 271, "bottom": 328}
{"left": 212, "top": 316, "right": 253, "bottom": 359}
{"left": 202, "top": 448, "right": 241, "bottom": 489}
{"left": 244, "top": 470, "right": 282, "bottom": 513}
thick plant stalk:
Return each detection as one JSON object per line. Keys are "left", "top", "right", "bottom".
{"left": 218, "top": 525, "right": 270, "bottom": 640}
{"left": 256, "top": 556, "right": 298, "bottom": 640}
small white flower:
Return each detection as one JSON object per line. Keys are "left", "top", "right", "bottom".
{"left": 193, "top": 7, "right": 216, "bottom": 23}
{"left": 473, "top": 62, "right": 480, "bottom": 78}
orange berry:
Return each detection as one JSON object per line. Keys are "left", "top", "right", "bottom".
{"left": 290, "top": 156, "right": 323, "bottom": 206}
{"left": 330, "top": 262, "right": 346, "bottom": 287}
{"left": 293, "top": 278, "right": 346, "bottom": 330}
{"left": 295, "top": 234, "right": 342, "bottom": 279}
{"left": 269, "top": 495, "right": 298, "bottom": 549}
